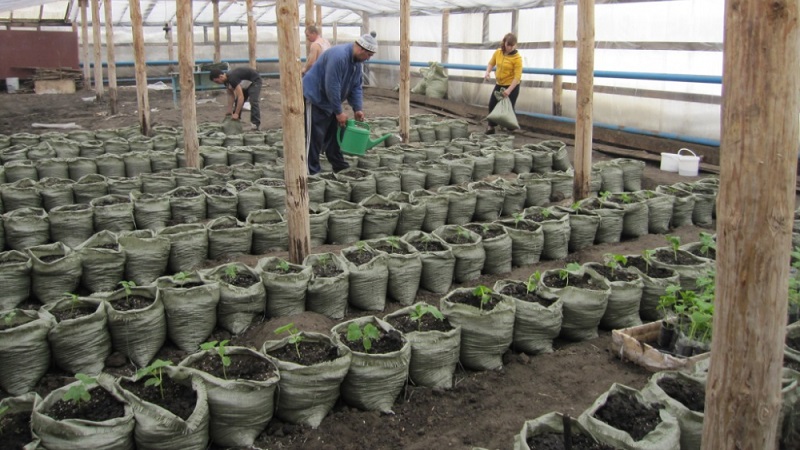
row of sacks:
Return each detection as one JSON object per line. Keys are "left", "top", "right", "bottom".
{"left": 514, "top": 358, "right": 800, "bottom": 450}
{"left": 0, "top": 114, "right": 470, "bottom": 163}
{"left": 0, "top": 220, "right": 552, "bottom": 313}
{"left": 0, "top": 177, "right": 708, "bottom": 271}
{"left": 0, "top": 310, "right": 453, "bottom": 448}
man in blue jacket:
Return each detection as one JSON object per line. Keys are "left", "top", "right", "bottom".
{"left": 303, "top": 33, "right": 377, "bottom": 175}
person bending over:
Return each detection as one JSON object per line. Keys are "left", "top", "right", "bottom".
{"left": 483, "top": 33, "right": 522, "bottom": 135}
{"left": 210, "top": 67, "right": 262, "bottom": 131}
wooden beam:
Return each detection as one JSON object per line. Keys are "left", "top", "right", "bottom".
{"left": 276, "top": 0, "right": 310, "bottom": 264}
{"left": 128, "top": 0, "right": 150, "bottom": 135}
{"left": 361, "top": 10, "right": 368, "bottom": 36}
{"left": 167, "top": 20, "right": 174, "bottom": 72}
{"left": 37, "top": 5, "right": 43, "bottom": 31}
{"left": 246, "top": 0, "right": 256, "bottom": 68}
{"left": 177, "top": 0, "right": 199, "bottom": 168}
{"left": 80, "top": 0, "right": 91, "bottom": 91}
{"left": 573, "top": 0, "right": 594, "bottom": 200}
{"left": 315, "top": 4, "right": 321, "bottom": 29}
{"left": 102, "top": 0, "right": 118, "bottom": 114}
{"left": 552, "top": 0, "right": 564, "bottom": 116}
{"left": 305, "top": 0, "right": 314, "bottom": 54}
{"left": 702, "top": 0, "right": 799, "bottom": 448}
{"left": 399, "top": 0, "right": 410, "bottom": 144}
{"left": 212, "top": 0, "right": 220, "bottom": 63}
{"left": 332, "top": 21, "right": 337, "bottom": 44}
{"left": 90, "top": 0, "right": 104, "bottom": 98}
{"left": 441, "top": 9, "right": 449, "bottom": 64}
{"left": 511, "top": 9, "right": 518, "bottom": 37}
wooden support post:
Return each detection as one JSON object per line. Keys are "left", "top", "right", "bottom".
{"left": 276, "top": 0, "right": 310, "bottom": 264}
{"left": 315, "top": 5, "right": 322, "bottom": 29}
{"left": 702, "top": 1, "right": 799, "bottom": 448}
{"left": 573, "top": 0, "right": 594, "bottom": 201}
{"left": 128, "top": 0, "right": 150, "bottom": 135}
{"left": 482, "top": 12, "right": 489, "bottom": 45}
{"left": 80, "top": 0, "right": 91, "bottom": 90}
{"left": 176, "top": 0, "right": 199, "bottom": 168}
{"left": 441, "top": 10, "right": 449, "bottom": 64}
{"left": 246, "top": 0, "right": 256, "bottom": 69}
{"left": 552, "top": 0, "right": 564, "bottom": 117}
{"left": 102, "top": 0, "right": 118, "bottom": 115}
{"left": 332, "top": 21, "right": 337, "bottom": 45}
{"left": 90, "top": 0, "right": 104, "bottom": 98}
{"left": 212, "top": 0, "right": 220, "bottom": 63}
{"left": 399, "top": 0, "right": 410, "bottom": 143}
{"left": 361, "top": 11, "right": 369, "bottom": 36}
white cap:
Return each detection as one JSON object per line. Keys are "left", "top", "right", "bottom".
{"left": 356, "top": 33, "right": 378, "bottom": 53}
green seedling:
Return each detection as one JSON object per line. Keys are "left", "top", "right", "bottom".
{"left": 275, "top": 259, "right": 291, "bottom": 272}
{"left": 619, "top": 193, "right": 632, "bottom": 204}
{"left": 526, "top": 271, "right": 541, "bottom": 294}
{"left": 540, "top": 208, "right": 552, "bottom": 219}
{"left": 642, "top": 249, "right": 656, "bottom": 273}
{"left": 173, "top": 271, "right": 190, "bottom": 284}
{"left": 472, "top": 285, "right": 493, "bottom": 311}
{"left": 455, "top": 226, "right": 472, "bottom": 241}
{"left": 386, "top": 236, "right": 402, "bottom": 252}
{"left": 224, "top": 264, "right": 239, "bottom": 280}
{"left": 2, "top": 310, "right": 17, "bottom": 328}
{"left": 570, "top": 201, "right": 581, "bottom": 211}
{"left": 558, "top": 263, "right": 581, "bottom": 287}
{"left": 599, "top": 191, "right": 611, "bottom": 202}
{"left": 408, "top": 304, "right": 444, "bottom": 331}
{"left": 136, "top": 359, "right": 173, "bottom": 399}
{"left": 200, "top": 340, "right": 232, "bottom": 380}
{"left": 346, "top": 322, "right": 381, "bottom": 352}
{"left": 62, "top": 373, "right": 96, "bottom": 406}
{"left": 512, "top": 212, "right": 525, "bottom": 228}
{"left": 355, "top": 241, "right": 369, "bottom": 253}
{"left": 65, "top": 292, "right": 80, "bottom": 314}
{"left": 274, "top": 322, "right": 305, "bottom": 359}
{"left": 666, "top": 235, "right": 681, "bottom": 260}
{"left": 698, "top": 232, "right": 716, "bottom": 257}
{"left": 604, "top": 254, "right": 627, "bottom": 277}
{"left": 119, "top": 280, "right": 136, "bottom": 300}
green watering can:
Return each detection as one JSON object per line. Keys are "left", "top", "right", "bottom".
{"left": 337, "top": 119, "right": 393, "bottom": 156}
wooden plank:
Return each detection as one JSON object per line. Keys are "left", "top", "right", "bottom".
{"left": 90, "top": 0, "right": 103, "bottom": 98}
{"left": 34, "top": 79, "right": 75, "bottom": 94}
{"left": 399, "top": 0, "right": 410, "bottom": 143}
{"left": 552, "top": 0, "right": 564, "bottom": 117}
{"left": 177, "top": 0, "right": 199, "bottom": 167}
{"left": 128, "top": 0, "right": 150, "bottom": 135}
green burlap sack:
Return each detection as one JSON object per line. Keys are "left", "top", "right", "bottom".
{"left": 513, "top": 411, "right": 608, "bottom": 450}
{"left": 640, "top": 371, "right": 706, "bottom": 450}
{"left": 2, "top": 178, "right": 43, "bottom": 211}
{"left": 4, "top": 207, "right": 50, "bottom": 251}
{"left": 496, "top": 217, "right": 545, "bottom": 267}
{"left": 256, "top": 256, "right": 312, "bottom": 317}
{"left": 440, "top": 288, "right": 515, "bottom": 371}
{"left": 433, "top": 225, "right": 485, "bottom": 283}
{"left": 303, "top": 253, "right": 350, "bottom": 319}
{"left": 177, "top": 347, "right": 278, "bottom": 448}
{"left": 91, "top": 194, "right": 135, "bottom": 233}
{"left": 31, "top": 379, "right": 135, "bottom": 450}
{"left": 40, "top": 297, "right": 111, "bottom": 375}
{"left": 366, "top": 237, "right": 422, "bottom": 306}
{"left": 331, "top": 316, "right": 411, "bottom": 413}
{"left": 262, "top": 332, "right": 351, "bottom": 428}
{"left": 0, "top": 250, "right": 31, "bottom": 310}
{"left": 0, "top": 310, "right": 52, "bottom": 395}
{"left": 206, "top": 216, "right": 253, "bottom": 260}
{"left": 322, "top": 200, "right": 366, "bottom": 245}
{"left": 410, "top": 189, "right": 449, "bottom": 232}
{"left": 38, "top": 177, "right": 75, "bottom": 211}
{"left": 158, "top": 223, "right": 209, "bottom": 273}
{"left": 578, "top": 383, "right": 681, "bottom": 450}
{"left": 402, "top": 231, "right": 455, "bottom": 294}
{"left": 100, "top": 285, "right": 167, "bottom": 367}
{"left": 494, "top": 279, "right": 562, "bottom": 354}
{"left": 384, "top": 303, "right": 461, "bottom": 388}
{"left": 246, "top": 209, "right": 289, "bottom": 253}
{"left": 118, "top": 232, "right": 170, "bottom": 285}
{"left": 538, "top": 265, "right": 611, "bottom": 342}
{"left": 28, "top": 242, "right": 82, "bottom": 304}
{"left": 156, "top": 272, "right": 220, "bottom": 352}
{"left": 584, "top": 262, "right": 644, "bottom": 330}
{"left": 486, "top": 92, "right": 519, "bottom": 130}
{"left": 0, "top": 392, "right": 40, "bottom": 449}
{"left": 77, "top": 230, "right": 126, "bottom": 293}
{"left": 523, "top": 206, "right": 570, "bottom": 261}
{"left": 360, "top": 194, "right": 401, "bottom": 240}
{"left": 199, "top": 262, "right": 265, "bottom": 335}
{"left": 339, "top": 245, "right": 389, "bottom": 311}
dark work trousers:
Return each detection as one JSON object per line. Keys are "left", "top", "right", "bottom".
{"left": 304, "top": 100, "right": 350, "bottom": 175}
{"left": 487, "top": 84, "right": 520, "bottom": 128}
{"left": 235, "top": 78, "right": 262, "bottom": 128}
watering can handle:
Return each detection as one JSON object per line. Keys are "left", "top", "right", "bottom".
{"left": 337, "top": 125, "right": 343, "bottom": 148}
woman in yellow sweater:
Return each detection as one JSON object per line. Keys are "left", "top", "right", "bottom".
{"left": 483, "top": 33, "right": 523, "bottom": 135}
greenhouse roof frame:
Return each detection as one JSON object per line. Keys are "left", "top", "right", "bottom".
{"left": 0, "top": 0, "right": 666, "bottom": 27}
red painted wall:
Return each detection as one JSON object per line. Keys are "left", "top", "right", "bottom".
{"left": 0, "top": 30, "right": 79, "bottom": 79}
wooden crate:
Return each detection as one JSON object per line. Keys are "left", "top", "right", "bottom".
{"left": 610, "top": 320, "right": 709, "bottom": 372}
{"left": 34, "top": 79, "right": 75, "bottom": 94}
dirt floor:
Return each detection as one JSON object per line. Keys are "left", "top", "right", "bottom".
{"left": 0, "top": 85, "right": 714, "bottom": 450}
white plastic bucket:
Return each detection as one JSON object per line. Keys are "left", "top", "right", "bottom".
{"left": 660, "top": 152, "right": 680, "bottom": 172}
{"left": 6, "top": 77, "right": 19, "bottom": 93}
{"left": 677, "top": 148, "right": 700, "bottom": 177}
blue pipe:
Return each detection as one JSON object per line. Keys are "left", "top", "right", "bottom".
{"left": 517, "top": 111, "right": 720, "bottom": 147}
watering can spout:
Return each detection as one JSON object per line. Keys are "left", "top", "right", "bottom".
{"left": 366, "top": 133, "right": 393, "bottom": 150}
